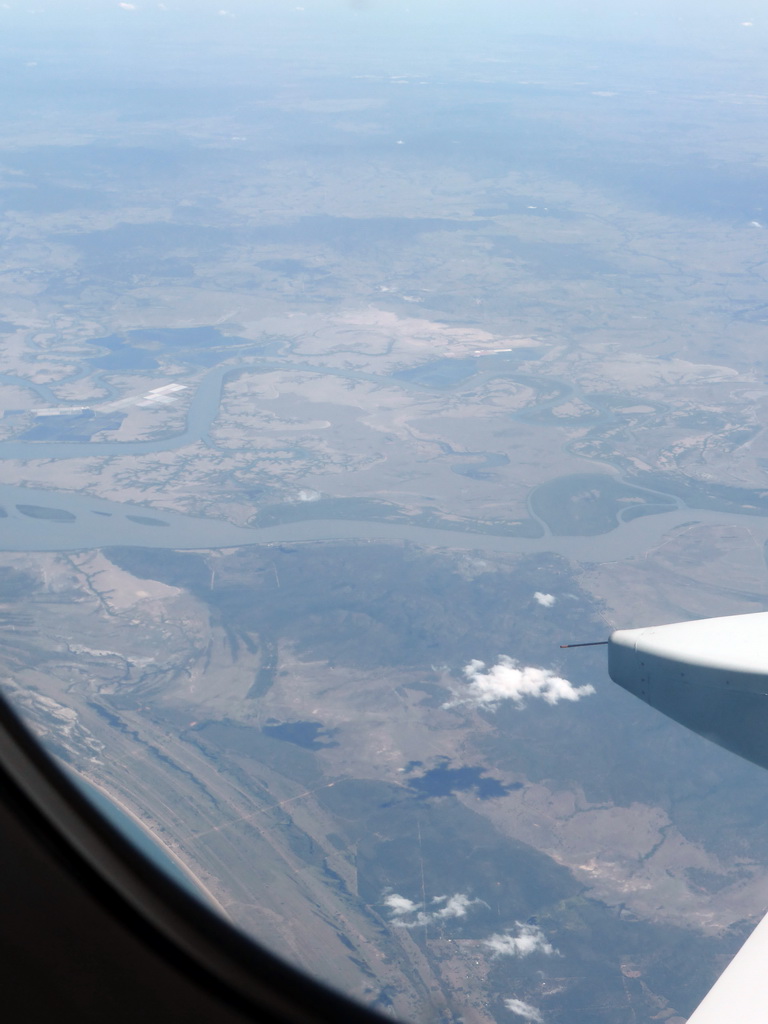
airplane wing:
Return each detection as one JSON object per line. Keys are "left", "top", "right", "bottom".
{"left": 609, "top": 612, "right": 768, "bottom": 772}
{"left": 687, "top": 908, "right": 768, "bottom": 1023}
{"left": 609, "top": 612, "right": 768, "bottom": 1023}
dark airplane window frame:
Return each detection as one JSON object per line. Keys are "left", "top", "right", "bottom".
{"left": 0, "top": 687, "right": 387, "bottom": 1024}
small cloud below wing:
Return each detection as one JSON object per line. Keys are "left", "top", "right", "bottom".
{"left": 504, "top": 997, "right": 544, "bottom": 1023}
{"left": 444, "top": 656, "right": 595, "bottom": 710}
{"left": 384, "top": 891, "right": 485, "bottom": 928}
{"left": 484, "top": 923, "right": 557, "bottom": 958}
{"left": 383, "top": 894, "right": 420, "bottom": 918}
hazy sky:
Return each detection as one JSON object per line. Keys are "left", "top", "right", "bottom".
{"left": 1, "top": 2, "right": 765, "bottom": 59}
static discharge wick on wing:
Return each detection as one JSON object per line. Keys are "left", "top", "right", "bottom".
{"left": 559, "top": 640, "right": 609, "bottom": 649}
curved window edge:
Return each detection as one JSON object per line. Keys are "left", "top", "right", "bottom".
{"left": 0, "top": 688, "right": 389, "bottom": 1024}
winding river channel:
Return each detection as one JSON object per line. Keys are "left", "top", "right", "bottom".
{"left": 0, "top": 478, "right": 765, "bottom": 561}
{"left": 0, "top": 358, "right": 765, "bottom": 562}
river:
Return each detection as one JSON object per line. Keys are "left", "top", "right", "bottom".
{"left": 0, "top": 478, "right": 765, "bottom": 563}
{"left": 0, "top": 358, "right": 764, "bottom": 563}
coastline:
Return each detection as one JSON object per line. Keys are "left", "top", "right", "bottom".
{"left": 67, "top": 766, "right": 231, "bottom": 920}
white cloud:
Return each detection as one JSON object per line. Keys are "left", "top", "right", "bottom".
{"left": 384, "top": 894, "right": 420, "bottom": 918}
{"left": 484, "top": 923, "right": 557, "bottom": 958}
{"left": 533, "top": 592, "right": 556, "bottom": 607}
{"left": 445, "top": 656, "right": 595, "bottom": 710}
{"left": 432, "top": 893, "right": 480, "bottom": 920}
{"left": 504, "top": 997, "right": 543, "bottom": 1023}
{"left": 383, "top": 892, "right": 485, "bottom": 928}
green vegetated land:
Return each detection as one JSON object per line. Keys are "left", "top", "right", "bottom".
{"left": 530, "top": 474, "right": 676, "bottom": 535}
{"left": 103, "top": 543, "right": 590, "bottom": 672}
{"left": 633, "top": 471, "right": 768, "bottom": 517}
{"left": 250, "top": 497, "right": 544, "bottom": 538}
{"left": 96, "top": 541, "right": 766, "bottom": 1022}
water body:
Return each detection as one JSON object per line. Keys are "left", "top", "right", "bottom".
{"left": 393, "top": 357, "right": 479, "bottom": 389}
{"left": 407, "top": 763, "right": 519, "bottom": 799}
{"left": 20, "top": 410, "right": 125, "bottom": 442}
{"left": 68, "top": 773, "right": 211, "bottom": 904}
{"left": 0, "top": 356, "right": 452, "bottom": 463}
{"left": 450, "top": 451, "right": 510, "bottom": 481}
{"left": 529, "top": 474, "right": 677, "bottom": 536}
{"left": 0, "top": 479, "right": 766, "bottom": 565}
{"left": 0, "top": 364, "right": 232, "bottom": 461}
{"left": 0, "top": 352, "right": 765, "bottom": 563}
{"left": 263, "top": 721, "right": 338, "bottom": 750}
